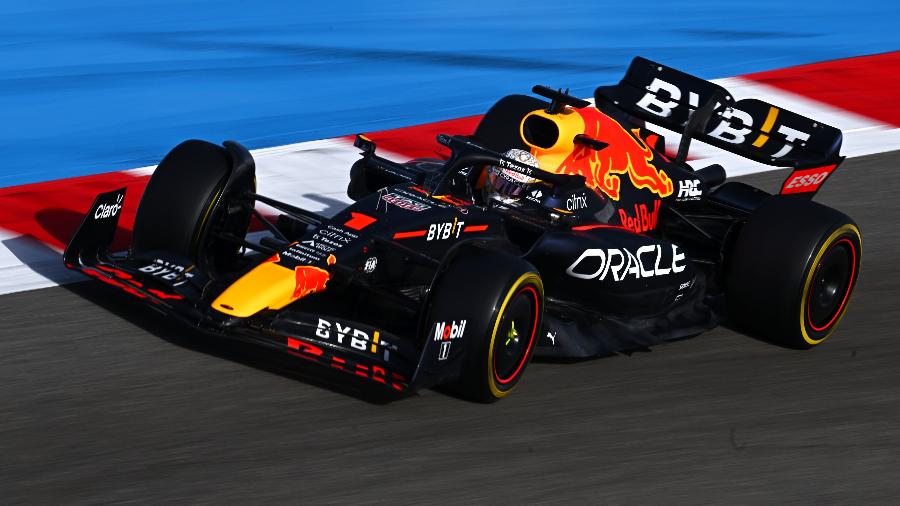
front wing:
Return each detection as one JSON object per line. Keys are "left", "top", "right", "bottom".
{"left": 62, "top": 188, "right": 442, "bottom": 394}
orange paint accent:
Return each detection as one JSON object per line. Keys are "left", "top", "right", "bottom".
{"left": 392, "top": 230, "right": 427, "bottom": 239}
{"left": 292, "top": 265, "right": 331, "bottom": 299}
{"left": 433, "top": 194, "right": 471, "bottom": 206}
{"left": 82, "top": 267, "right": 146, "bottom": 299}
{"left": 410, "top": 186, "right": 470, "bottom": 206}
{"left": 344, "top": 212, "right": 377, "bottom": 230}
{"left": 571, "top": 223, "right": 633, "bottom": 232}
{"left": 147, "top": 289, "right": 184, "bottom": 300}
{"left": 287, "top": 338, "right": 324, "bottom": 356}
{"left": 330, "top": 356, "right": 347, "bottom": 370}
{"left": 95, "top": 265, "right": 133, "bottom": 279}
{"left": 326, "top": 254, "right": 337, "bottom": 266}
{"left": 475, "top": 169, "right": 488, "bottom": 189}
{"left": 463, "top": 224, "right": 489, "bottom": 233}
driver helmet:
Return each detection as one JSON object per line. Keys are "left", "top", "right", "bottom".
{"left": 484, "top": 149, "right": 542, "bottom": 207}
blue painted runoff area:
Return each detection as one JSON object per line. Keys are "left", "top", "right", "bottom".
{"left": 1, "top": 0, "right": 898, "bottom": 186}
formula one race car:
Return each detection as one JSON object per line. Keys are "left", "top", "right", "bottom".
{"left": 65, "top": 57, "right": 861, "bottom": 402}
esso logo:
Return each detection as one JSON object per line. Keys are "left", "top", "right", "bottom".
{"left": 785, "top": 172, "right": 829, "bottom": 189}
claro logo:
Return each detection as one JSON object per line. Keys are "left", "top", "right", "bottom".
{"left": 94, "top": 194, "right": 123, "bottom": 220}
{"left": 566, "top": 244, "right": 686, "bottom": 282}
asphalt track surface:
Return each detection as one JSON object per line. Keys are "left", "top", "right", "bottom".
{"left": 2, "top": 153, "right": 899, "bottom": 505}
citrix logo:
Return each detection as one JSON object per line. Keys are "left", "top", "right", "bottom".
{"left": 566, "top": 193, "right": 588, "bottom": 211}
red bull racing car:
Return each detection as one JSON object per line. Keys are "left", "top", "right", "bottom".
{"left": 65, "top": 57, "right": 861, "bottom": 402}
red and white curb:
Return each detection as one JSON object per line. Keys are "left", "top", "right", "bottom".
{"left": 2, "top": 52, "right": 898, "bottom": 296}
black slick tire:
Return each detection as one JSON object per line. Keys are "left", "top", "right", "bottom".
{"left": 132, "top": 140, "right": 255, "bottom": 272}
{"left": 424, "top": 245, "right": 544, "bottom": 402}
{"left": 725, "top": 195, "right": 861, "bottom": 349}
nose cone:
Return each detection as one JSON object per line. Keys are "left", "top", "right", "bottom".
{"left": 212, "top": 261, "right": 330, "bottom": 318}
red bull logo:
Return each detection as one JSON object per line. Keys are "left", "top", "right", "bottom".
{"left": 618, "top": 200, "right": 661, "bottom": 233}
{"left": 293, "top": 265, "right": 331, "bottom": 300}
{"left": 535, "top": 107, "right": 674, "bottom": 201}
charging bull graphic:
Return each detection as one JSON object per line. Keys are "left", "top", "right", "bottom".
{"left": 293, "top": 265, "right": 331, "bottom": 300}
{"left": 530, "top": 107, "right": 674, "bottom": 201}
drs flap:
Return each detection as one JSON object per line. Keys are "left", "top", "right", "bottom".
{"left": 596, "top": 57, "right": 843, "bottom": 169}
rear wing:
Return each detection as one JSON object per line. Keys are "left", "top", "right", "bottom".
{"left": 595, "top": 57, "right": 844, "bottom": 196}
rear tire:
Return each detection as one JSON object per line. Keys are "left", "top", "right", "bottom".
{"left": 424, "top": 246, "right": 544, "bottom": 402}
{"left": 132, "top": 140, "right": 255, "bottom": 273}
{"left": 725, "top": 196, "right": 861, "bottom": 349}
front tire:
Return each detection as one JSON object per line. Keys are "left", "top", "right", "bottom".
{"left": 132, "top": 140, "right": 255, "bottom": 273}
{"left": 424, "top": 246, "right": 544, "bottom": 402}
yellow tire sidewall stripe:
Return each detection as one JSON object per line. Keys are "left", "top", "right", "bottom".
{"left": 799, "top": 223, "right": 861, "bottom": 346}
{"left": 487, "top": 272, "right": 543, "bottom": 399}
{"left": 193, "top": 186, "right": 225, "bottom": 255}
